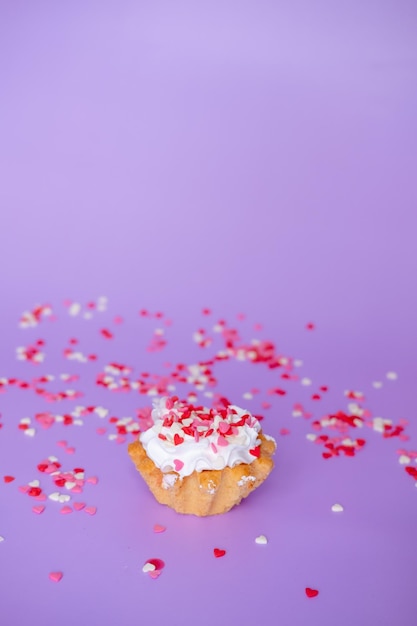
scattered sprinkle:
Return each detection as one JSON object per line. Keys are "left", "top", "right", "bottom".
{"left": 331, "top": 503, "right": 344, "bottom": 513}
{"left": 153, "top": 524, "right": 166, "bottom": 533}
{"left": 305, "top": 587, "right": 319, "bottom": 598}
{"left": 49, "top": 571, "right": 63, "bottom": 583}
{"left": 213, "top": 548, "right": 226, "bottom": 558}
{"left": 255, "top": 535, "right": 268, "bottom": 545}
{"left": 84, "top": 506, "right": 97, "bottom": 516}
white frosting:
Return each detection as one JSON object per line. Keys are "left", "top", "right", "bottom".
{"left": 140, "top": 397, "right": 262, "bottom": 478}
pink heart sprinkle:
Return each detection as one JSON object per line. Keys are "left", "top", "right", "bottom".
{"left": 153, "top": 524, "right": 166, "bottom": 533}
{"left": 173, "top": 459, "right": 184, "bottom": 472}
{"left": 32, "top": 505, "right": 45, "bottom": 515}
{"left": 73, "top": 502, "right": 86, "bottom": 511}
{"left": 60, "top": 506, "right": 72, "bottom": 515}
{"left": 57, "top": 440, "right": 67, "bottom": 447}
{"left": 65, "top": 447, "right": 75, "bottom": 455}
{"left": 96, "top": 428, "right": 107, "bottom": 435}
{"left": 86, "top": 476, "right": 98, "bottom": 484}
{"left": 149, "top": 570, "right": 161, "bottom": 579}
{"left": 85, "top": 506, "right": 97, "bottom": 516}
{"left": 49, "top": 571, "right": 63, "bottom": 583}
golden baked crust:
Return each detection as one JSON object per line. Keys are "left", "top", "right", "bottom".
{"left": 128, "top": 432, "right": 276, "bottom": 516}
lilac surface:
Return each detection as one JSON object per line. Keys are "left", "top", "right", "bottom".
{"left": 1, "top": 2, "right": 417, "bottom": 625}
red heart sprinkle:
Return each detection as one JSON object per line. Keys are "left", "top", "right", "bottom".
{"left": 213, "top": 548, "right": 226, "bottom": 558}
{"left": 305, "top": 587, "right": 319, "bottom": 598}
{"left": 405, "top": 466, "right": 417, "bottom": 479}
{"left": 3, "top": 475, "right": 15, "bottom": 483}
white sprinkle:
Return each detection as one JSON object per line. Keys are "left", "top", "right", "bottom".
{"left": 142, "top": 562, "right": 156, "bottom": 573}
{"left": 331, "top": 503, "right": 344, "bottom": 513}
{"left": 48, "top": 456, "right": 59, "bottom": 462}
{"left": 292, "top": 410, "right": 302, "bottom": 417}
{"left": 0, "top": 535, "right": 4, "bottom": 543}
{"left": 24, "top": 428, "right": 36, "bottom": 437}
{"left": 65, "top": 482, "right": 76, "bottom": 490}
{"left": 20, "top": 417, "right": 31, "bottom": 424}
{"left": 68, "top": 302, "right": 81, "bottom": 316}
{"left": 294, "top": 359, "right": 303, "bottom": 367}
{"left": 28, "top": 479, "right": 40, "bottom": 487}
{"left": 306, "top": 433, "right": 316, "bottom": 441}
{"left": 58, "top": 494, "right": 70, "bottom": 503}
{"left": 372, "top": 381, "right": 383, "bottom": 389}
{"left": 399, "top": 455, "right": 411, "bottom": 465}
{"left": 242, "top": 392, "right": 253, "bottom": 400}
{"left": 49, "top": 492, "right": 60, "bottom": 502}
{"left": 386, "top": 371, "right": 398, "bottom": 381}
{"left": 95, "top": 407, "right": 108, "bottom": 418}
{"left": 255, "top": 535, "right": 268, "bottom": 545}
{"left": 301, "top": 377, "right": 312, "bottom": 386}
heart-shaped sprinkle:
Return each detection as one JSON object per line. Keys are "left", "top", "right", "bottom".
{"left": 0, "top": 535, "right": 5, "bottom": 542}
{"left": 173, "top": 459, "right": 184, "bottom": 472}
{"left": 49, "top": 492, "right": 60, "bottom": 501}
{"left": 399, "top": 455, "right": 411, "bottom": 465}
{"left": 85, "top": 506, "right": 97, "bottom": 516}
{"left": 49, "top": 571, "right": 63, "bottom": 583}
{"left": 213, "top": 548, "right": 226, "bottom": 558}
{"left": 65, "top": 447, "right": 75, "bottom": 455}
{"left": 86, "top": 476, "right": 98, "bottom": 484}
{"left": 57, "top": 440, "right": 67, "bottom": 447}
{"left": 60, "top": 506, "right": 72, "bottom": 515}
{"left": 153, "top": 524, "right": 166, "bottom": 533}
{"left": 149, "top": 570, "right": 161, "bottom": 579}
{"left": 331, "top": 503, "right": 344, "bottom": 513}
{"left": 255, "top": 535, "right": 268, "bottom": 545}
{"left": 32, "top": 505, "right": 45, "bottom": 515}
{"left": 147, "top": 558, "right": 165, "bottom": 570}
{"left": 3, "top": 475, "right": 15, "bottom": 483}
{"left": 305, "top": 587, "right": 319, "bottom": 598}
{"left": 142, "top": 562, "right": 156, "bottom": 573}
{"left": 25, "top": 428, "right": 36, "bottom": 437}
{"left": 28, "top": 479, "right": 40, "bottom": 487}
{"left": 73, "top": 502, "right": 86, "bottom": 511}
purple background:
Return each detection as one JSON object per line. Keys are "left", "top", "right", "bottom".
{"left": 1, "top": 2, "right": 417, "bottom": 625}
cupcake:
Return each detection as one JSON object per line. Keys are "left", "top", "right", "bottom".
{"left": 128, "top": 396, "right": 276, "bottom": 516}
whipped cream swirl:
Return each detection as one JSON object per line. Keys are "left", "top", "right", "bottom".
{"left": 140, "top": 397, "right": 262, "bottom": 478}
